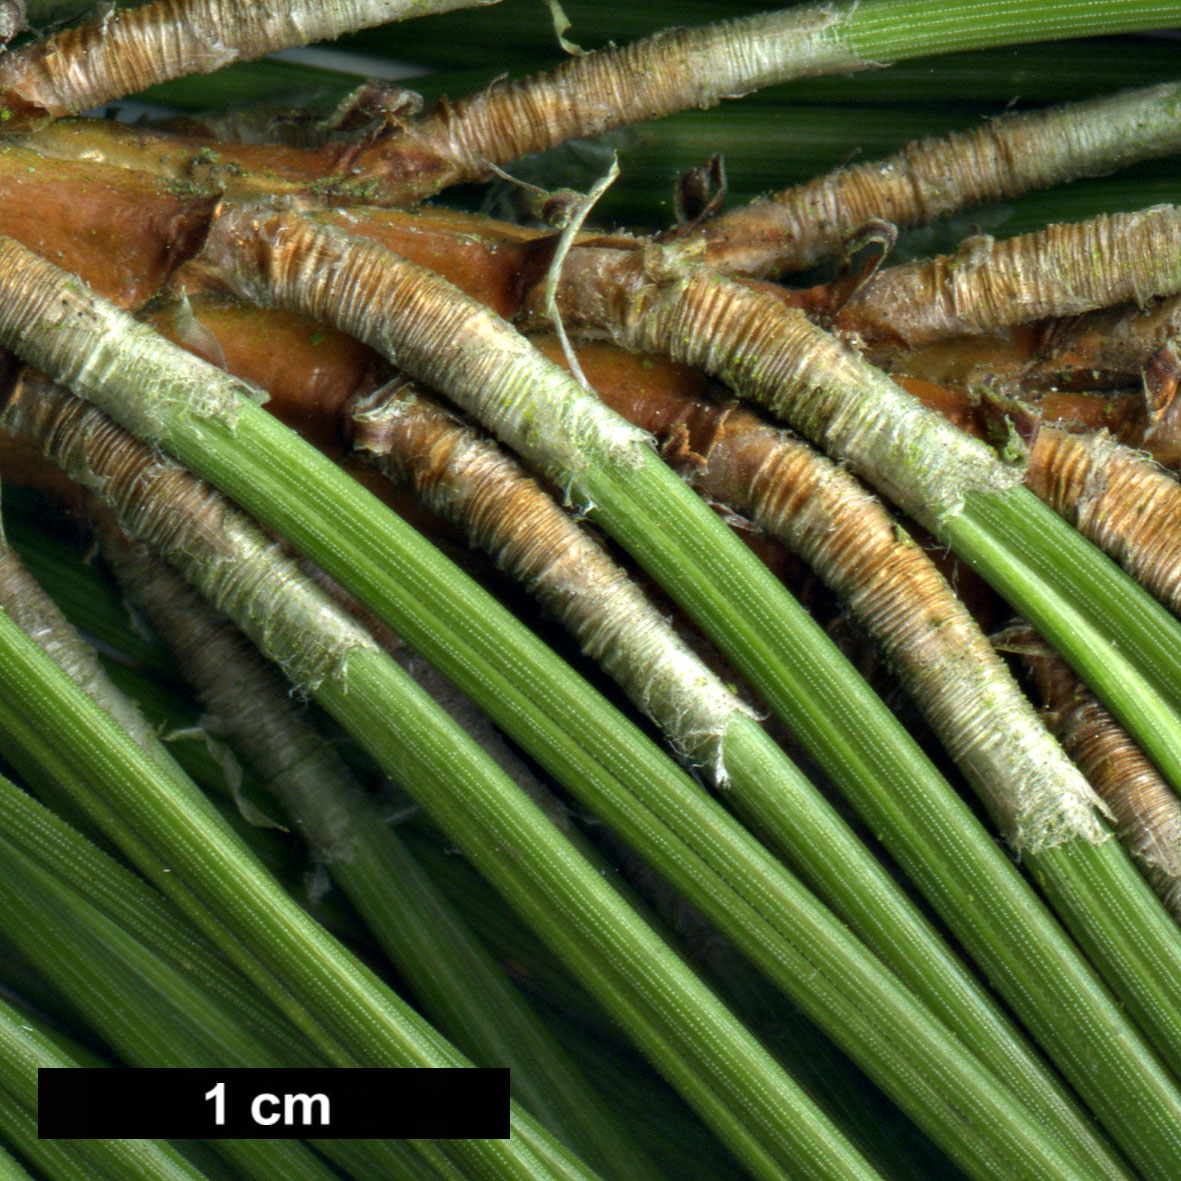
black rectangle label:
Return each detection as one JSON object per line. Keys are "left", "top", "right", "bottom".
{"left": 39, "top": 1067, "right": 509, "bottom": 1139}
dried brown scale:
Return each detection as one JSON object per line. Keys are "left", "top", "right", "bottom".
{"left": 351, "top": 379, "right": 752, "bottom": 772}
{"left": 549, "top": 247, "right": 1022, "bottom": 532}
{"left": 872, "top": 368, "right": 1147, "bottom": 456}
{"left": 95, "top": 522, "right": 366, "bottom": 862}
{"left": 835, "top": 206, "right": 1181, "bottom": 348}
{"left": 1006, "top": 626, "right": 1181, "bottom": 920}
{"left": 1142, "top": 341, "right": 1181, "bottom": 466}
{"left": 1025, "top": 427, "right": 1181, "bottom": 616}
{"left": 0, "top": 0, "right": 491, "bottom": 126}
{"left": 862, "top": 324, "right": 1040, "bottom": 395}
{"left": 161, "top": 80, "right": 429, "bottom": 151}
{"left": 698, "top": 83, "right": 1181, "bottom": 279}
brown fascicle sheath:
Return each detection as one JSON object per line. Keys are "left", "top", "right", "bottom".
{"left": 1001, "top": 624, "right": 1181, "bottom": 921}
{"left": 697, "top": 83, "right": 1181, "bottom": 279}
{"left": 1025, "top": 425, "right": 1181, "bottom": 616}
{"left": 836, "top": 206, "right": 1181, "bottom": 347}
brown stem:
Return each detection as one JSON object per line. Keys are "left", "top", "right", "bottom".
{"left": 142, "top": 294, "right": 385, "bottom": 454}
{"left": 202, "top": 206, "right": 647, "bottom": 491}
{"left": 16, "top": 116, "right": 368, "bottom": 200}
{"left": 834, "top": 206, "right": 1181, "bottom": 347}
{"left": 10, "top": 4, "right": 869, "bottom": 205}
{"left": 0, "top": 138, "right": 551, "bottom": 310}
{"left": 1001, "top": 623, "right": 1181, "bottom": 920}
{"left": 0, "top": 144, "right": 215, "bottom": 306}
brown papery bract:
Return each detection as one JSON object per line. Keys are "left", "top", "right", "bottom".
{"left": 1003, "top": 624, "right": 1181, "bottom": 921}
{"left": 836, "top": 206, "right": 1181, "bottom": 348}
{"left": 698, "top": 84, "right": 1181, "bottom": 279}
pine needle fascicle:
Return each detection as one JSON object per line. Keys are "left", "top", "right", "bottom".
{"left": 0, "top": 774, "right": 491, "bottom": 1181}
{"left": 529, "top": 241, "right": 1181, "bottom": 1175}
{"left": 0, "top": 280, "right": 1120, "bottom": 1180}
{"left": 349, "top": 369, "right": 1130, "bottom": 1181}
{"left": 0, "top": 373, "right": 887, "bottom": 1181}
{"left": 0, "top": 826, "right": 339, "bottom": 1181}
{"left": 0, "top": 991, "right": 205, "bottom": 1181}
{"left": 94, "top": 519, "right": 663, "bottom": 1181}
